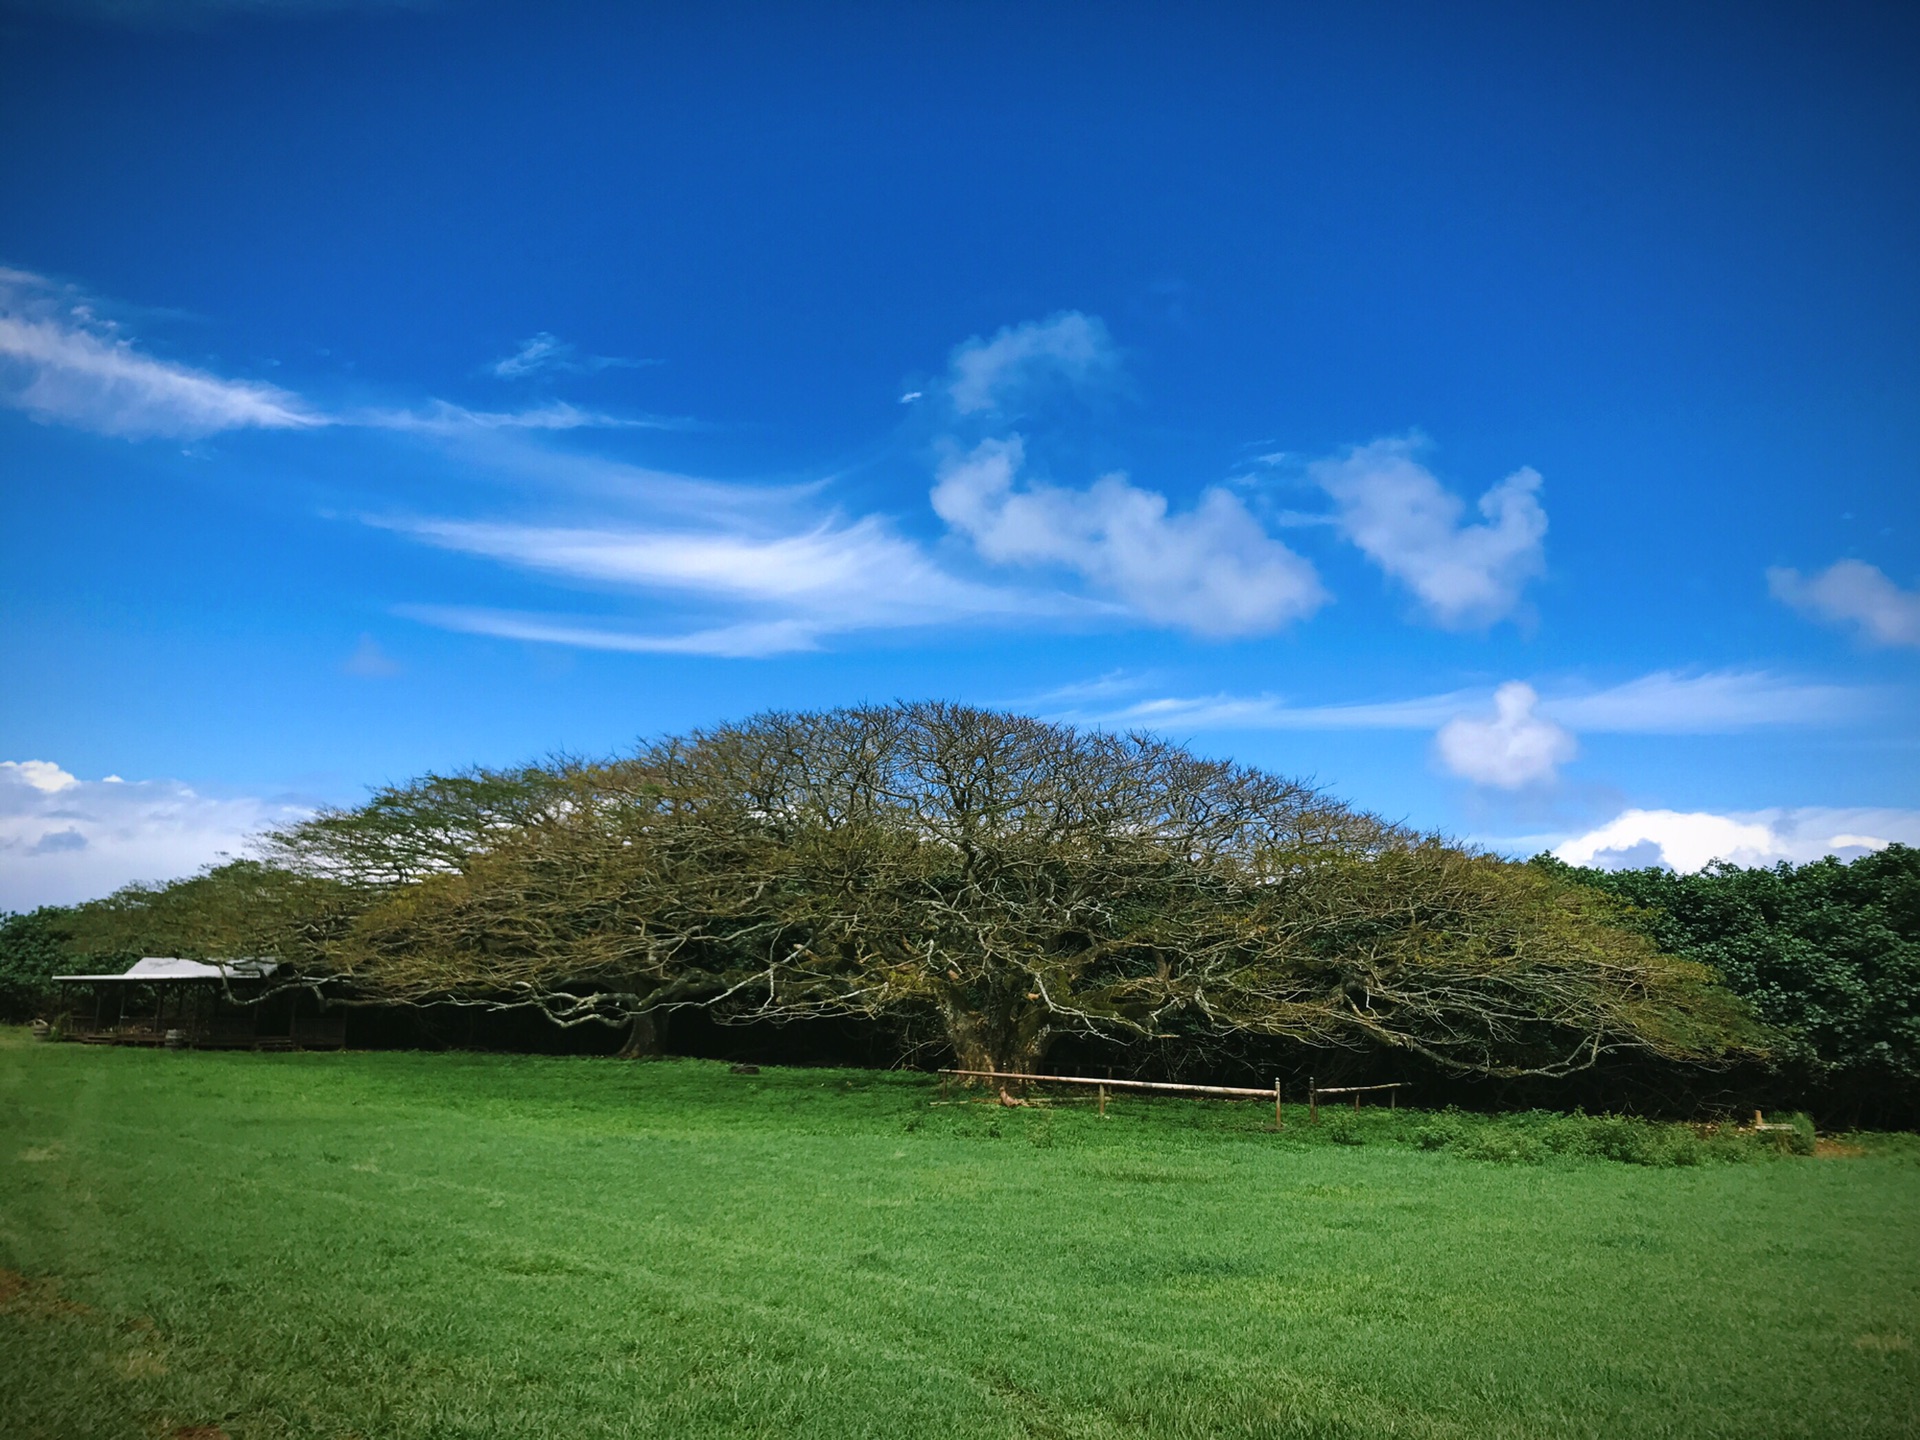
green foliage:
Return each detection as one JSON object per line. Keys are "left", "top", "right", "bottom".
{"left": 5, "top": 1036, "right": 1919, "bottom": 1439}
{"left": 265, "top": 765, "right": 577, "bottom": 888}
{"left": 0, "top": 908, "right": 76, "bottom": 1020}
{"left": 62, "top": 858, "right": 367, "bottom": 970}
{"left": 22, "top": 707, "right": 1770, "bottom": 1087}
{"left": 1538, "top": 846, "right": 1920, "bottom": 1104}
{"left": 1770, "top": 1110, "right": 1819, "bottom": 1157}
{"left": 1404, "top": 1108, "right": 1765, "bottom": 1167}
{"left": 1243, "top": 843, "right": 1768, "bottom": 1076}
{"left": 310, "top": 705, "right": 1764, "bottom": 1080}
{"left": 1320, "top": 1109, "right": 1365, "bottom": 1145}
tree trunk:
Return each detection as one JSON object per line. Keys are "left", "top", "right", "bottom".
{"left": 618, "top": 1010, "right": 662, "bottom": 1059}
{"left": 939, "top": 989, "right": 1051, "bottom": 1105}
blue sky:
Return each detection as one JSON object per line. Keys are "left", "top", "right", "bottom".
{"left": 2, "top": 0, "right": 1917, "bottom": 907}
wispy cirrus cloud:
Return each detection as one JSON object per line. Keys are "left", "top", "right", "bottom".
{"left": 1305, "top": 437, "right": 1547, "bottom": 629}
{"left": 1540, "top": 669, "right": 1868, "bottom": 733}
{"left": 0, "top": 267, "right": 322, "bottom": 438}
{"left": 490, "top": 331, "right": 658, "bottom": 380}
{"left": 395, "top": 607, "right": 827, "bottom": 659}
{"left": 0, "top": 274, "right": 1569, "bottom": 655}
{"left": 386, "top": 513, "right": 1046, "bottom": 620}
{"left": 1769, "top": 559, "right": 1920, "bottom": 648}
{"left": 1057, "top": 669, "right": 1878, "bottom": 788}
{"left": 386, "top": 299, "right": 1344, "bottom": 656}
{"left": 360, "top": 399, "right": 685, "bottom": 436}
{"left": 382, "top": 510, "right": 1102, "bottom": 655}
{"left": 0, "top": 268, "right": 675, "bottom": 442}
{"left": 1073, "top": 669, "right": 1870, "bottom": 737}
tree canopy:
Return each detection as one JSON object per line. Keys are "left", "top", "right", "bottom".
{"left": 1541, "top": 846, "right": 1920, "bottom": 1113}
{"left": 12, "top": 705, "right": 1774, "bottom": 1092}
{"left": 292, "top": 704, "right": 1763, "bottom": 1083}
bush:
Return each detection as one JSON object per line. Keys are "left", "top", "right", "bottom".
{"left": 1538, "top": 846, "right": 1920, "bottom": 1115}
{"left": 0, "top": 908, "right": 76, "bottom": 1021}
{"left": 1760, "top": 1112, "right": 1818, "bottom": 1157}
{"left": 1396, "top": 1107, "right": 1782, "bottom": 1168}
{"left": 1321, "top": 1111, "right": 1365, "bottom": 1145}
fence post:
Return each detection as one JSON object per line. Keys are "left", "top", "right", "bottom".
{"left": 1098, "top": 1083, "right": 1107, "bottom": 1118}
{"left": 1274, "top": 1079, "right": 1283, "bottom": 1129}
{"left": 1309, "top": 1077, "right": 1318, "bottom": 1126}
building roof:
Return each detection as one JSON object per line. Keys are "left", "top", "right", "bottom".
{"left": 53, "top": 956, "right": 280, "bottom": 983}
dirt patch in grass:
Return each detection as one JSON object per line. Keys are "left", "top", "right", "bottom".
{"left": 1854, "top": 1333, "right": 1912, "bottom": 1353}
{"left": 1816, "top": 1139, "right": 1867, "bottom": 1158}
{"left": 0, "top": 1267, "right": 94, "bottom": 1320}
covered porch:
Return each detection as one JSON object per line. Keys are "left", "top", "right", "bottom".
{"left": 51, "top": 957, "right": 345, "bottom": 1050}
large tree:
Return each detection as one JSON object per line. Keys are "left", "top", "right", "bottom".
{"left": 315, "top": 704, "right": 1763, "bottom": 1086}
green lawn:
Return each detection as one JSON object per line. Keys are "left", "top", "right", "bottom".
{"left": 2, "top": 1030, "right": 1916, "bottom": 1439}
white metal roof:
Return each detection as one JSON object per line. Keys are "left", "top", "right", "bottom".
{"left": 52, "top": 956, "right": 280, "bottom": 983}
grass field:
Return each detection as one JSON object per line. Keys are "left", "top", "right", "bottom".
{"left": 2, "top": 1029, "right": 1917, "bottom": 1439}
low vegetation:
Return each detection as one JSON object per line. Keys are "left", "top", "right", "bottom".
{"left": 3, "top": 1034, "right": 1916, "bottom": 1439}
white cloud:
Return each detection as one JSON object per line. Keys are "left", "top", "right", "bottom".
{"left": 1434, "top": 682, "right": 1577, "bottom": 788}
{"left": 0, "top": 760, "right": 80, "bottom": 794}
{"left": 341, "top": 635, "right": 401, "bottom": 678}
{"left": 1072, "top": 669, "right": 1870, "bottom": 736}
{"left": 1552, "top": 807, "right": 1920, "bottom": 874}
{"left": 0, "top": 762, "right": 310, "bottom": 910}
{"left": 489, "top": 331, "right": 654, "bottom": 379}
{"left": 947, "top": 312, "right": 1120, "bottom": 415}
{"left": 0, "top": 268, "right": 321, "bottom": 438}
{"left": 362, "top": 399, "right": 679, "bottom": 435}
{"left": 383, "top": 508, "right": 1092, "bottom": 656}
{"left": 0, "top": 274, "right": 672, "bottom": 443}
{"left": 392, "top": 513, "right": 1021, "bottom": 619}
{"left": 1769, "top": 560, "right": 1920, "bottom": 648}
{"left": 1075, "top": 688, "right": 1475, "bottom": 732}
{"left": 1308, "top": 437, "right": 1546, "bottom": 628}
{"left": 1540, "top": 669, "right": 1870, "bottom": 732}
{"left": 397, "top": 607, "right": 824, "bottom": 659}
{"left": 492, "top": 333, "right": 567, "bottom": 378}
{"left": 932, "top": 436, "right": 1326, "bottom": 637}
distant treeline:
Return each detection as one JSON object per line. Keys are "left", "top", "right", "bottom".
{"left": 3, "top": 704, "right": 1914, "bottom": 1123}
{"left": 1533, "top": 849, "right": 1918, "bottom": 1124}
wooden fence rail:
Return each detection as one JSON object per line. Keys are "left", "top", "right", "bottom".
{"left": 937, "top": 1068, "right": 1410, "bottom": 1128}
{"left": 1307, "top": 1078, "right": 1406, "bottom": 1122}
{"left": 939, "top": 1068, "right": 1285, "bottom": 1125}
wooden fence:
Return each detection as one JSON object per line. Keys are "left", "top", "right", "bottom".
{"left": 939, "top": 1068, "right": 1408, "bottom": 1127}
{"left": 1306, "top": 1079, "right": 1405, "bottom": 1123}
{"left": 941, "top": 1068, "right": 1295, "bottom": 1124}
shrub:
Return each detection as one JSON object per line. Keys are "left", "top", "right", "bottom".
{"left": 0, "top": 908, "right": 76, "bottom": 1022}
{"left": 1321, "top": 1111, "right": 1365, "bottom": 1145}
{"left": 1397, "top": 1107, "right": 1785, "bottom": 1168}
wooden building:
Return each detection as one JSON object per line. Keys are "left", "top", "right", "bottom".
{"left": 51, "top": 957, "right": 345, "bottom": 1050}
